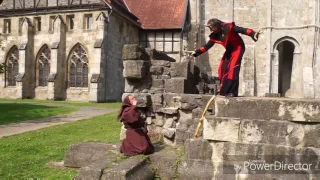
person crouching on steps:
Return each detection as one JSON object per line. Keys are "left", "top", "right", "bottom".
{"left": 192, "top": 18, "right": 260, "bottom": 97}
{"left": 118, "top": 95, "right": 155, "bottom": 156}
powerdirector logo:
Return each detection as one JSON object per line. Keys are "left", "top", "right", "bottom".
{"left": 222, "top": 155, "right": 320, "bottom": 175}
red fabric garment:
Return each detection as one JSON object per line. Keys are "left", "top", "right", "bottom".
{"left": 119, "top": 97, "right": 154, "bottom": 156}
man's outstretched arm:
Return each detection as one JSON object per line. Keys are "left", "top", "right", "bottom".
{"left": 192, "top": 40, "right": 215, "bottom": 57}
{"left": 232, "top": 24, "right": 260, "bottom": 41}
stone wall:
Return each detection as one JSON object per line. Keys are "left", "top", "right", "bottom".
{"left": 121, "top": 44, "right": 218, "bottom": 145}
{"left": 104, "top": 14, "right": 140, "bottom": 102}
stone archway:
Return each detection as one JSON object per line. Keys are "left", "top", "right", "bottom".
{"left": 271, "top": 37, "right": 303, "bottom": 98}
{"left": 277, "top": 41, "right": 294, "bottom": 97}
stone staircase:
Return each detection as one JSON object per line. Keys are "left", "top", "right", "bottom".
{"left": 180, "top": 96, "right": 320, "bottom": 179}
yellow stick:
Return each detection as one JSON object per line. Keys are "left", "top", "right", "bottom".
{"left": 194, "top": 95, "right": 217, "bottom": 139}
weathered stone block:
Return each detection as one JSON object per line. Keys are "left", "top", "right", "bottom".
{"left": 163, "top": 93, "right": 181, "bottom": 107}
{"left": 150, "top": 66, "right": 164, "bottom": 75}
{"left": 178, "top": 158, "right": 213, "bottom": 180}
{"left": 146, "top": 117, "right": 152, "bottom": 125}
{"left": 178, "top": 109, "right": 193, "bottom": 123}
{"left": 170, "top": 61, "right": 189, "bottom": 78}
{"left": 101, "top": 157, "right": 154, "bottom": 180}
{"left": 161, "top": 107, "right": 178, "bottom": 114}
{"left": 122, "top": 44, "right": 147, "bottom": 60}
{"left": 64, "top": 142, "right": 118, "bottom": 168}
{"left": 152, "top": 103, "right": 163, "bottom": 112}
{"left": 164, "top": 78, "right": 186, "bottom": 93}
{"left": 239, "top": 119, "right": 291, "bottom": 145}
{"left": 163, "top": 67, "right": 170, "bottom": 75}
{"left": 151, "top": 94, "right": 163, "bottom": 104}
{"left": 75, "top": 166, "right": 103, "bottom": 180}
{"left": 123, "top": 60, "right": 148, "bottom": 79}
{"left": 163, "top": 118, "right": 174, "bottom": 128}
{"left": 122, "top": 93, "right": 151, "bottom": 107}
{"left": 175, "top": 128, "right": 191, "bottom": 144}
{"left": 192, "top": 108, "right": 203, "bottom": 119}
{"left": 149, "top": 88, "right": 164, "bottom": 94}
{"left": 153, "top": 115, "right": 164, "bottom": 127}
{"left": 152, "top": 79, "right": 164, "bottom": 89}
{"left": 304, "top": 126, "right": 320, "bottom": 148}
{"left": 151, "top": 60, "right": 171, "bottom": 67}
{"left": 203, "top": 117, "right": 240, "bottom": 142}
{"left": 159, "top": 75, "right": 171, "bottom": 79}
{"left": 149, "top": 149, "right": 178, "bottom": 180}
{"left": 162, "top": 128, "right": 175, "bottom": 138}
{"left": 184, "top": 139, "right": 212, "bottom": 160}
{"left": 201, "top": 95, "right": 215, "bottom": 112}
{"left": 215, "top": 97, "right": 320, "bottom": 122}
{"left": 147, "top": 125, "right": 163, "bottom": 142}
{"left": 180, "top": 94, "right": 202, "bottom": 110}
{"left": 177, "top": 118, "right": 193, "bottom": 129}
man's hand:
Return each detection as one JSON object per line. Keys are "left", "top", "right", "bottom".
{"left": 252, "top": 30, "right": 262, "bottom": 42}
{"left": 188, "top": 51, "right": 199, "bottom": 57}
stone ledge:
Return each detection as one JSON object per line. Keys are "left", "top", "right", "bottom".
{"left": 204, "top": 116, "right": 320, "bottom": 148}
{"left": 215, "top": 97, "right": 320, "bottom": 122}
{"left": 101, "top": 156, "right": 154, "bottom": 180}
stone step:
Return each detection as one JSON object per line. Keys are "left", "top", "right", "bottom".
{"left": 101, "top": 156, "right": 154, "bottom": 180}
{"left": 182, "top": 140, "right": 320, "bottom": 179}
{"left": 183, "top": 139, "right": 320, "bottom": 168}
{"left": 149, "top": 148, "right": 180, "bottom": 180}
{"left": 215, "top": 96, "right": 320, "bottom": 122}
{"left": 203, "top": 116, "right": 320, "bottom": 148}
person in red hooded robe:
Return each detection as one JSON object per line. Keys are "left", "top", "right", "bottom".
{"left": 118, "top": 95, "right": 155, "bottom": 156}
{"left": 192, "top": 18, "right": 261, "bottom": 97}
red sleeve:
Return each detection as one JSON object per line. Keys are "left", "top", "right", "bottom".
{"left": 121, "top": 105, "right": 141, "bottom": 123}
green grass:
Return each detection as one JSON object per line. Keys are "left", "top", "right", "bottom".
{"left": 0, "top": 103, "right": 77, "bottom": 125}
{"left": 0, "top": 112, "right": 122, "bottom": 179}
{"left": 0, "top": 98, "right": 122, "bottom": 109}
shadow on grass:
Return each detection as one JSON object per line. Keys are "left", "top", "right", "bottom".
{"left": 0, "top": 103, "right": 76, "bottom": 125}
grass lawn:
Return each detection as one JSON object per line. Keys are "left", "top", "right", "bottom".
{"left": 0, "top": 103, "right": 77, "bottom": 125}
{"left": 0, "top": 111, "right": 122, "bottom": 179}
{"left": 0, "top": 98, "right": 122, "bottom": 109}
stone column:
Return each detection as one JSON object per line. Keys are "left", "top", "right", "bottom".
{"left": 89, "top": 12, "right": 107, "bottom": 102}
{"left": 270, "top": 51, "right": 279, "bottom": 94}
{"left": 48, "top": 47, "right": 58, "bottom": 100}
{"left": 89, "top": 47, "right": 102, "bottom": 102}
{"left": 16, "top": 48, "right": 26, "bottom": 98}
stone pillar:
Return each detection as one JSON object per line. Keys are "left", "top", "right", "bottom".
{"left": 88, "top": 12, "right": 107, "bottom": 102}
{"left": 89, "top": 48, "right": 102, "bottom": 102}
{"left": 48, "top": 48, "right": 58, "bottom": 100}
{"left": 16, "top": 82, "right": 23, "bottom": 99}
{"left": 17, "top": 48, "right": 26, "bottom": 98}
{"left": 48, "top": 15, "right": 66, "bottom": 100}
{"left": 270, "top": 51, "right": 279, "bottom": 94}
{"left": 265, "top": 0, "right": 272, "bottom": 94}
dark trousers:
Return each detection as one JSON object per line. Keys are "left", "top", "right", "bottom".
{"left": 218, "top": 48, "right": 245, "bottom": 97}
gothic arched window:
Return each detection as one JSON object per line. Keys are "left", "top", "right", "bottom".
{"left": 6, "top": 46, "right": 19, "bottom": 87}
{"left": 38, "top": 45, "right": 51, "bottom": 86}
{"left": 69, "top": 44, "right": 88, "bottom": 87}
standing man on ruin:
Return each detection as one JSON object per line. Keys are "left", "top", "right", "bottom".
{"left": 192, "top": 18, "right": 260, "bottom": 97}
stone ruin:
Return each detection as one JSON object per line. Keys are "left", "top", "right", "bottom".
{"left": 121, "top": 44, "right": 219, "bottom": 146}
{"left": 61, "top": 44, "right": 320, "bottom": 179}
